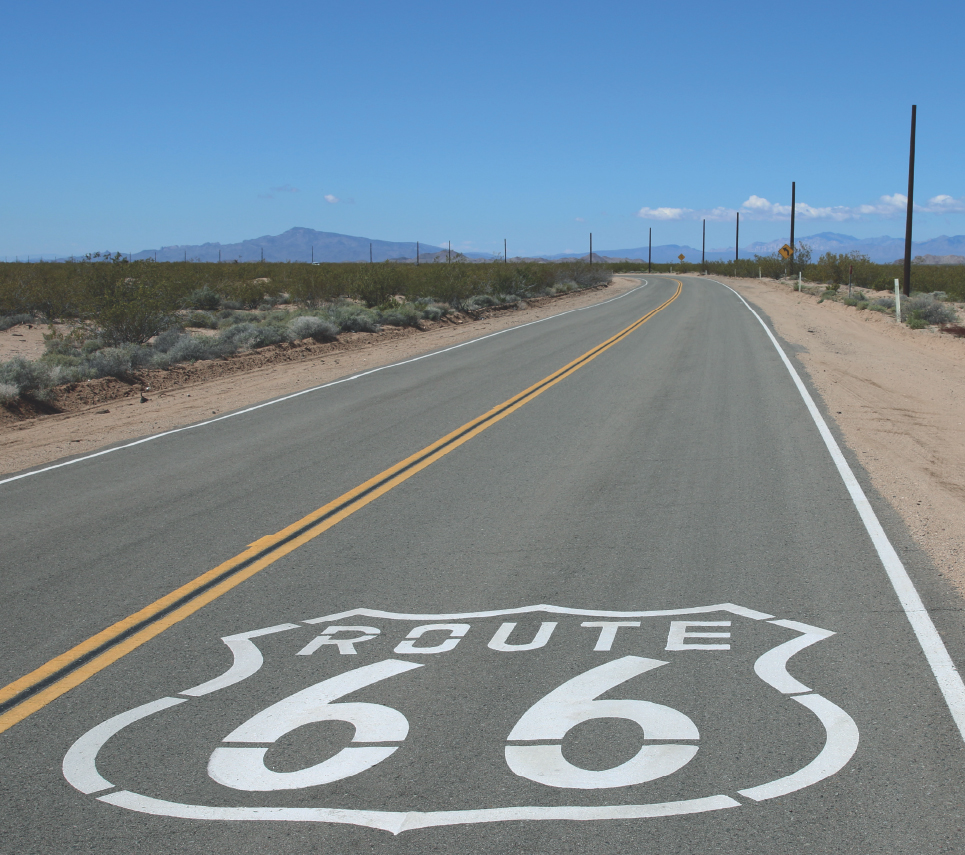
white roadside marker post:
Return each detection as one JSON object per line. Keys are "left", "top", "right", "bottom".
{"left": 894, "top": 278, "right": 902, "bottom": 323}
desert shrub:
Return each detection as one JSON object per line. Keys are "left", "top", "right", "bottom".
{"left": 187, "top": 311, "right": 219, "bottom": 329}
{"left": 0, "top": 313, "right": 33, "bottom": 331}
{"left": 217, "top": 311, "right": 255, "bottom": 328}
{"left": 0, "top": 357, "right": 51, "bottom": 396}
{"left": 874, "top": 296, "right": 895, "bottom": 309}
{"left": 166, "top": 334, "right": 221, "bottom": 363}
{"left": 820, "top": 289, "right": 838, "bottom": 299}
{"left": 461, "top": 294, "right": 498, "bottom": 311}
{"left": 187, "top": 287, "right": 221, "bottom": 311}
{"left": 843, "top": 298, "right": 858, "bottom": 307}
{"left": 327, "top": 304, "right": 380, "bottom": 332}
{"left": 0, "top": 382, "right": 19, "bottom": 402}
{"left": 905, "top": 296, "right": 958, "bottom": 325}
{"left": 421, "top": 304, "right": 444, "bottom": 321}
{"left": 288, "top": 315, "right": 339, "bottom": 341}
{"left": 856, "top": 301, "right": 869, "bottom": 310}
{"left": 379, "top": 303, "right": 422, "bottom": 327}
{"left": 218, "top": 322, "right": 291, "bottom": 352}
{"left": 907, "top": 317, "right": 928, "bottom": 329}
{"left": 85, "top": 347, "right": 133, "bottom": 377}
{"left": 152, "top": 327, "right": 185, "bottom": 353}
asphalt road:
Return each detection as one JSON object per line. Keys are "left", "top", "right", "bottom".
{"left": 2, "top": 275, "right": 965, "bottom": 853}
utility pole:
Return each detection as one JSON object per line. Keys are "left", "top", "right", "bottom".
{"left": 311, "top": 246, "right": 313, "bottom": 264}
{"left": 370, "top": 243, "right": 373, "bottom": 263}
{"left": 504, "top": 238, "right": 507, "bottom": 263}
{"left": 701, "top": 219, "right": 705, "bottom": 268}
{"left": 903, "top": 104, "right": 917, "bottom": 297}
{"left": 735, "top": 212, "right": 740, "bottom": 263}
{"left": 648, "top": 228, "right": 651, "bottom": 273}
{"left": 417, "top": 241, "right": 420, "bottom": 265}
{"left": 219, "top": 249, "right": 221, "bottom": 263}
{"left": 589, "top": 233, "right": 593, "bottom": 266}
{"left": 448, "top": 241, "right": 451, "bottom": 262}
{"left": 789, "top": 181, "right": 796, "bottom": 276}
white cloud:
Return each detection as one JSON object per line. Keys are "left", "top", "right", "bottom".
{"left": 324, "top": 194, "right": 339, "bottom": 204}
{"left": 574, "top": 217, "right": 586, "bottom": 222}
{"left": 633, "top": 192, "right": 965, "bottom": 222}
{"left": 926, "top": 194, "right": 965, "bottom": 213}
{"left": 635, "top": 207, "right": 692, "bottom": 220}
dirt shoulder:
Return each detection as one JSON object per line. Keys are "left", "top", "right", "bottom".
{"left": 0, "top": 277, "right": 643, "bottom": 477}
{"left": 717, "top": 275, "right": 965, "bottom": 596}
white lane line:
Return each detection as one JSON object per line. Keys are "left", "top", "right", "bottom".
{"left": 0, "top": 281, "right": 651, "bottom": 487}
{"left": 713, "top": 277, "right": 965, "bottom": 744}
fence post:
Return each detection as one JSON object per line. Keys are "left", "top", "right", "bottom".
{"left": 894, "top": 279, "right": 902, "bottom": 323}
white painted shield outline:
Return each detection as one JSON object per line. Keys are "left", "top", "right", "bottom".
{"left": 63, "top": 603, "right": 858, "bottom": 834}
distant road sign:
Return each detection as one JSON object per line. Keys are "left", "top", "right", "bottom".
{"left": 779, "top": 244, "right": 794, "bottom": 260}
{"left": 678, "top": 254, "right": 685, "bottom": 262}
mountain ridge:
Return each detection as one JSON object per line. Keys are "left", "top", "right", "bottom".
{"left": 59, "top": 227, "right": 965, "bottom": 265}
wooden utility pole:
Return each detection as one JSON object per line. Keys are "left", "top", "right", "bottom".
{"left": 648, "top": 228, "right": 651, "bottom": 273}
{"left": 903, "top": 105, "right": 917, "bottom": 297}
{"left": 702, "top": 219, "right": 705, "bottom": 267}
{"left": 735, "top": 212, "right": 740, "bottom": 263}
{"left": 789, "top": 182, "right": 796, "bottom": 275}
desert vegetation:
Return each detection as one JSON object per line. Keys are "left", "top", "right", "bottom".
{"left": 608, "top": 246, "right": 965, "bottom": 299}
{"left": 0, "top": 257, "right": 610, "bottom": 402}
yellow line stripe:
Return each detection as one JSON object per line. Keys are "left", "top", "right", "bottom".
{"left": 0, "top": 279, "right": 682, "bottom": 735}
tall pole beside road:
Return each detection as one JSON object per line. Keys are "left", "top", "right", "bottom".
{"left": 504, "top": 239, "right": 507, "bottom": 263}
{"left": 417, "top": 242, "right": 420, "bottom": 266}
{"left": 370, "top": 243, "right": 373, "bottom": 263}
{"left": 789, "top": 182, "right": 796, "bottom": 276}
{"left": 736, "top": 212, "right": 740, "bottom": 263}
{"left": 648, "top": 228, "right": 651, "bottom": 273}
{"left": 903, "top": 105, "right": 917, "bottom": 297}
{"left": 590, "top": 233, "right": 593, "bottom": 266}
{"left": 702, "top": 219, "right": 705, "bottom": 268}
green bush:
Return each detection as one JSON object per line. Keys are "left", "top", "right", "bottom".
{"left": 187, "top": 287, "right": 221, "bottom": 310}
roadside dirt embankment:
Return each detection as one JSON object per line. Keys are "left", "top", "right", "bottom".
{"left": 718, "top": 275, "right": 965, "bottom": 597}
{"left": 0, "top": 277, "right": 642, "bottom": 477}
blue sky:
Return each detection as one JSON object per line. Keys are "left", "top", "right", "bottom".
{"left": 2, "top": 0, "right": 963, "bottom": 258}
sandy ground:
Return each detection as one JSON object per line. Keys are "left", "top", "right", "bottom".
{"left": 718, "top": 275, "right": 965, "bottom": 596}
{"left": 0, "top": 277, "right": 642, "bottom": 477}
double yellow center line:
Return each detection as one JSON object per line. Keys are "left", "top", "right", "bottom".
{"left": 0, "top": 279, "right": 682, "bottom": 735}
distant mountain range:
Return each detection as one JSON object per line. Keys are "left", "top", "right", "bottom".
{"left": 131, "top": 227, "right": 448, "bottom": 263}
{"left": 565, "top": 232, "right": 965, "bottom": 265}
{"left": 43, "top": 227, "right": 965, "bottom": 265}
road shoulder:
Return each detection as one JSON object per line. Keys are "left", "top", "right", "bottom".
{"left": 717, "top": 275, "right": 965, "bottom": 597}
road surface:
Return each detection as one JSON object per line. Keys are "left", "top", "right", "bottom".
{"left": 1, "top": 276, "right": 964, "bottom": 853}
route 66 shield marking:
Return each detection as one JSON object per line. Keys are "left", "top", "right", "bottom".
{"left": 63, "top": 603, "right": 858, "bottom": 834}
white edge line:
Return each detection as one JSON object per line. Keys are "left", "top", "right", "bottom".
{"left": 711, "top": 277, "right": 965, "bottom": 742}
{"left": 0, "top": 281, "right": 650, "bottom": 487}
{"left": 302, "top": 603, "right": 775, "bottom": 624}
